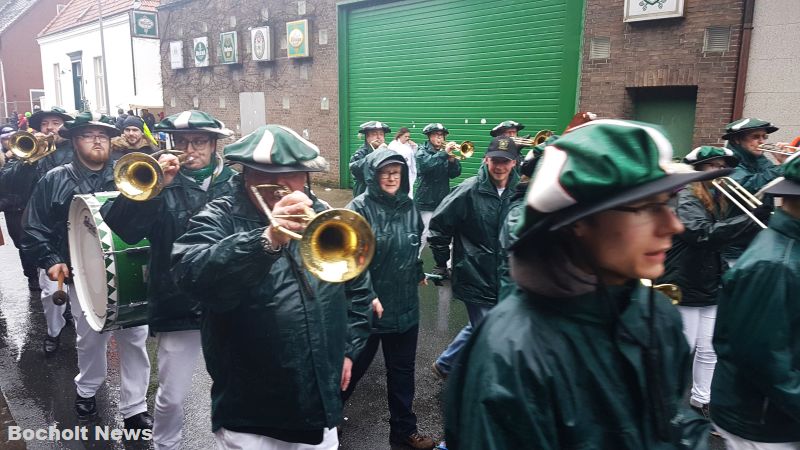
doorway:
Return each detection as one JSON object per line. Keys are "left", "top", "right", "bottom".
{"left": 631, "top": 86, "right": 698, "bottom": 159}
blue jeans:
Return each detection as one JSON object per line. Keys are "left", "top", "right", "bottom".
{"left": 435, "top": 303, "right": 491, "bottom": 375}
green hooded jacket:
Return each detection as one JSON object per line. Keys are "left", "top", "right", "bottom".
{"left": 711, "top": 209, "right": 800, "bottom": 442}
{"left": 101, "top": 156, "right": 237, "bottom": 332}
{"left": 414, "top": 141, "right": 461, "bottom": 211}
{"left": 445, "top": 283, "right": 709, "bottom": 449}
{"left": 349, "top": 142, "right": 372, "bottom": 197}
{"left": 346, "top": 148, "right": 424, "bottom": 334}
{"left": 0, "top": 140, "right": 74, "bottom": 211}
{"left": 170, "top": 186, "right": 374, "bottom": 434}
{"left": 428, "top": 164, "right": 519, "bottom": 306}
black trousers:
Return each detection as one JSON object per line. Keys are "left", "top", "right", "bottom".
{"left": 4, "top": 210, "right": 36, "bottom": 281}
{"left": 342, "top": 325, "right": 419, "bottom": 438}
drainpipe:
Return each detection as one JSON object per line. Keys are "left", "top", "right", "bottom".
{"left": 0, "top": 58, "right": 7, "bottom": 119}
{"left": 97, "top": 0, "right": 111, "bottom": 114}
{"left": 732, "top": 0, "right": 755, "bottom": 119}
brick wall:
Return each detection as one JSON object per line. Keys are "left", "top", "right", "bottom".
{"left": 580, "top": 0, "right": 744, "bottom": 147}
{"left": 158, "top": 0, "right": 340, "bottom": 184}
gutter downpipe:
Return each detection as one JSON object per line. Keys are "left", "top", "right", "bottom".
{"left": 97, "top": 0, "right": 111, "bottom": 114}
{"left": 732, "top": 0, "right": 755, "bottom": 119}
{"left": 0, "top": 58, "right": 8, "bottom": 119}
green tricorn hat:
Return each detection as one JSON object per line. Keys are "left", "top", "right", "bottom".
{"left": 224, "top": 125, "right": 329, "bottom": 173}
{"left": 683, "top": 146, "right": 739, "bottom": 168}
{"left": 760, "top": 153, "right": 800, "bottom": 197}
{"left": 422, "top": 123, "right": 449, "bottom": 136}
{"left": 58, "top": 111, "right": 120, "bottom": 138}
{"left": 511, "top": 119, "right": 731, "bottom": 251}
{"left": 154, "top": 110, "right": 233, "bottom": 138}
{"left": 490, "top": 120, "right": 525, "bottom": 137}
{"left": 29, "top": 106, "right": 73, "bottom": 131}
{"left": 358, "top": 120, "right": 391, "bottom": 135}
{"left": 722, "top": 118, "right": 779, "bottom": 140}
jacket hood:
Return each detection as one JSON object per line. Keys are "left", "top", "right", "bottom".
{"left": 364, "top": 148, "right": 411, "bottom": 205}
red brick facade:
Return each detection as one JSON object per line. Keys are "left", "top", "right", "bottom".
{"left": 158, "top": 0, "right": 340, "bottom": 185}
{"left": 579, "top": 0, "right": 744, "bottom": 147}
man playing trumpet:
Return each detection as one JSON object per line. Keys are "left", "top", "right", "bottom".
{"left": 349, "top": 120, "right": 391, "bottom": 197}
{"left": 171, "top": 125, "right": 374, "bottom": 450}
{"left": 101, "top": 110, "right": 236, "bottom": 449}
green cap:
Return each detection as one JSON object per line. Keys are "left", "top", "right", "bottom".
{"left": 490, "top": 120, "right": 525, "bottom": 137}
{"left": 511, "top": 119, "right": 730, "bottom": 251}
{"left": 155, "top": 110, "right": 232, "bottom": 138}
{"left": 422, "top": 123, "right": 449, "bottom": 136}
{"left": 722, "top": 118, "right": 778, "bottom": 140}
{"left": 58, "top": 111, "right": 120, "bottom": 138}
{"left": 29, "top": 106, "right": 73, "bottom": 131}
{"left": 358, "top": 120, "right": 391, "bottom": 135}
{"left": 224, "top": 125, "right": 328, "bottom": 173}
{"left": 683, "top": 146, "right": 739, "bottom": 168}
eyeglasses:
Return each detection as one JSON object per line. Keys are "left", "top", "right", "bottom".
{"left": 174, "top": 137, "right": 211, "bottom": 149}
{"left": 76, "top": 134, "right": 110, "bottom": 143}
{"left": 378, "top": 171, "right": 402, "bottom": 180}
{"left": 610, "top": 200, "right": 676, "bottom": 224}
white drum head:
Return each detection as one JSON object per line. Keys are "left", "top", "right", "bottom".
{"left": 68, "top": 194, "right": 110, "bottom": 332}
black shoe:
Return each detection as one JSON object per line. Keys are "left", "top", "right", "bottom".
{"left": 28, "top": 278, "right": 41, "bottom": 291}
{"left": 43, "top": 334, "right": 60, "bottom": 354}
{"left": 124, "top": 412, "right": 153, "bottom": 430}
{"left": 75, "top": 395, "right": 97, "bottom": 420}
{"left": 390, "top": 432, "right": 436, "bottom": 449}
{"left": 691, "top": 403, "right": 721, "bottom": 436}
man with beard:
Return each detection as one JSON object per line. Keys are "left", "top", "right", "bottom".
{"left": 110, "top": 115, "right": 156, "bottom": 159}
{"left": 22, "top": 112, "right": 152, "bottom": 430}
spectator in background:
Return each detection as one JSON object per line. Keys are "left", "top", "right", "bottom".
{"left": 142, "top": 109, "right": 156, "bottom": 132}
{"left": 388, "top": 127, "right": 418, "bottom": 198}
{"left": 115, "top": 108, "right": 128, "bottom": 130}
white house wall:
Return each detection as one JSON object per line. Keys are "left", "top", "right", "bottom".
{"left": 742, "top": 0, "right": 800, "bottom": 142}
{"left": 38, "top": 12, "right": 162, "bottom": 115}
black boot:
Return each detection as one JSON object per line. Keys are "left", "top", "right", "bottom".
{"left": 75, "top": 395, "right": 97, "bottom": 420}
{"left": 123, "top": 412, "right": 153, "bottom": 430}
{"left": 43, "top": 333, "right": 60, "bottom": 354}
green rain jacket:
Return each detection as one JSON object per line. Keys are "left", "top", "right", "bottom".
{"left": 0, "top": 141, "right": 74, "bottom": 211}
{"left": 170, "top": 186, "right": 374, "bottom": 435}
{"left": 428, "top": 164, "right": 519, "bottom": 306}
{"left": 658, "top": 187, "right": 760, "bottom": 307}
{"left": 711, "top": 209, "right": 800, "bottom": 442}
{"left": 349, "top": 142, "right": 372, "bottom": 197}
{"left": 414, "top": 141, "right": 461, "bottom": 212}
{"left": 446, "top": 283, "right": 709, "bottom": 450}
{"left": 101, "top": 156, "right": 237, "bottom": 332}
{"left": 346, "top": 148, "right": 424, "bottom": 334}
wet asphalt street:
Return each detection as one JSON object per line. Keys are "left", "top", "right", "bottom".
{"left": 0, "top": 187, "right": 725, "bottom": 449}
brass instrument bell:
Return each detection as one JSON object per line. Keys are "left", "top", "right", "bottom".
{"left": 444, "top": 141, "right": 474, "bottom": 160}
{"left": 10, "top": 131, "right": 57, "bottom": 164}
{"left": 114, "top": 151, "right": 192, "bottom": 201}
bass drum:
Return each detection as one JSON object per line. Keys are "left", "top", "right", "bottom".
{"left": 68, "top": 192, "right": 150, "bottom": 332}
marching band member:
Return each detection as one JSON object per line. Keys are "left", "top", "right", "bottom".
{"left": 711, "top": 153, "right": 800, "bottom": 448}
{"left": 446, "top": 120, "right": 722, "bottom": 449}
{"left": 489, "top": 120, "right": 525, "bottom": 138}
{"left": 415, "top": 123, "right": 461, "bottom": 255}
{"left": 100, "top": 111, "right": 236, "bottom": 449}
{"left": 0, "top": 106, "right": 74, "bottom": 291}
{"left": 429, "top": 137, "right": 519, "bottom": 379}
{"left": 658, "top": 146, "right": 765, "bottom": 425}
{"left": 110, "top": 115, "right": 157, "bottom": 159}
{"left": 21, "top": 112, "right": 152, "bottom": 428}
{"left": 349, "top": 120, "right": 391, "bottom": 197}
{"left": 723, "top": 118, "right": 781, "bottom": 264}
{"left": 171, "top": 125, "right": 374, "bottom": 450}
{"left": 387, "top": 127, "right": 418, "bottom": 197}
{"left": 342, "top": 148, "right": 435, "bottom": 449}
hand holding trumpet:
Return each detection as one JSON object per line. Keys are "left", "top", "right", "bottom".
{"left": 266, "top": 190, "right": 314, "bottom": 247}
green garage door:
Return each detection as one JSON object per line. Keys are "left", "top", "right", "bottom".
{"left": 338, "top": 0, "right": 583, "bottom": 187}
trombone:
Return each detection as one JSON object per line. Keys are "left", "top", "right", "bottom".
{"left": 443, "top": 141, "right": 474, "bottom": 160}
{"left": 758, "top": 143, "right": 799, "bottom": 157}
{"left": 711, "top": 176, "right": 767, "bottom": 229}
{"left": 250, "top": 184, "right": 375, "bottom": 283}
{"left": 9, "top": 131, "right": 57, "bottom": 164}
{"left": 511, "top": 129, "right": 554, "bottom": 148}
{"left": 114, "top": 151, "right": 193, "bottom": 201}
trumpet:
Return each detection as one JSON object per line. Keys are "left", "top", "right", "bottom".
{"left": 511, "top": 129, "right": 554, "bottom": 148}
{"left": 758, "top": 143, "right": 799, "bottom": 157}
{"left": 10, "top": 131, "right": 57, "bottom": 164}
{"left": 711, "top": 176, "right": 767, "bottom": 229}
{"left": 443, "top": 141, "right": 474, "bottom": 160}
{"left": 250, "top": 184, "right": 375, "bottom": 283}
{"left": 369, "top": 139, "right": 389, "bottom": 151}
{"left": 114, "top": 151, "right": 193, "bottom": 201}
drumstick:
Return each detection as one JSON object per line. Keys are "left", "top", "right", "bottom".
{"left": 52, "top": 271, "right": 68, "bottom": 306}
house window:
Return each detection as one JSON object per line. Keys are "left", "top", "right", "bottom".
{"left": 53, "top": 64, "right": 62, "bottom": 106}
{"left": 93, "top": 56, "right": 105, "bottom": 110}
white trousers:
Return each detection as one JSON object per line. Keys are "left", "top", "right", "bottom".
{"left": 678, "top": 305, "right": 717, "bottom": 406}
{"left": 71, "top": 295, "right": 150, "bottom": 419}
{"left": 39, "top": 269, "right": 68, "bottom": 338}
{"left": 716, "top": 426, "right": 800, "bottom": 449}
{"left": 419, "top": 210, "right": 434, "bottom": 257}
{"left": 154, "top": 330, "right": 203, "bottom": 450}
{"left": 215, "top": 427, "right": 338, "bottom": 450}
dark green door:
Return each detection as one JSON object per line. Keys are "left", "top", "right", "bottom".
{"left": 338, "top": 0, "right": 584, "bottom": 188}
{"left": 632, "top": 87, "right": 698, "bottom": 159}
{"left": 72, "top": 61, "right": 83, "bottom": 111}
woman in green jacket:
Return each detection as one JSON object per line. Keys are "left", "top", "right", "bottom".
{"left": 342, "top": 148, "right": 435, "bottom": 449}
{"left": 446, "top": 120, "right": 725, "bottom": 449}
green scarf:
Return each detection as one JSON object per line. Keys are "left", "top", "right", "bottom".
{"left": 182, "top": 156, "right": 216, "bottom": 184}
